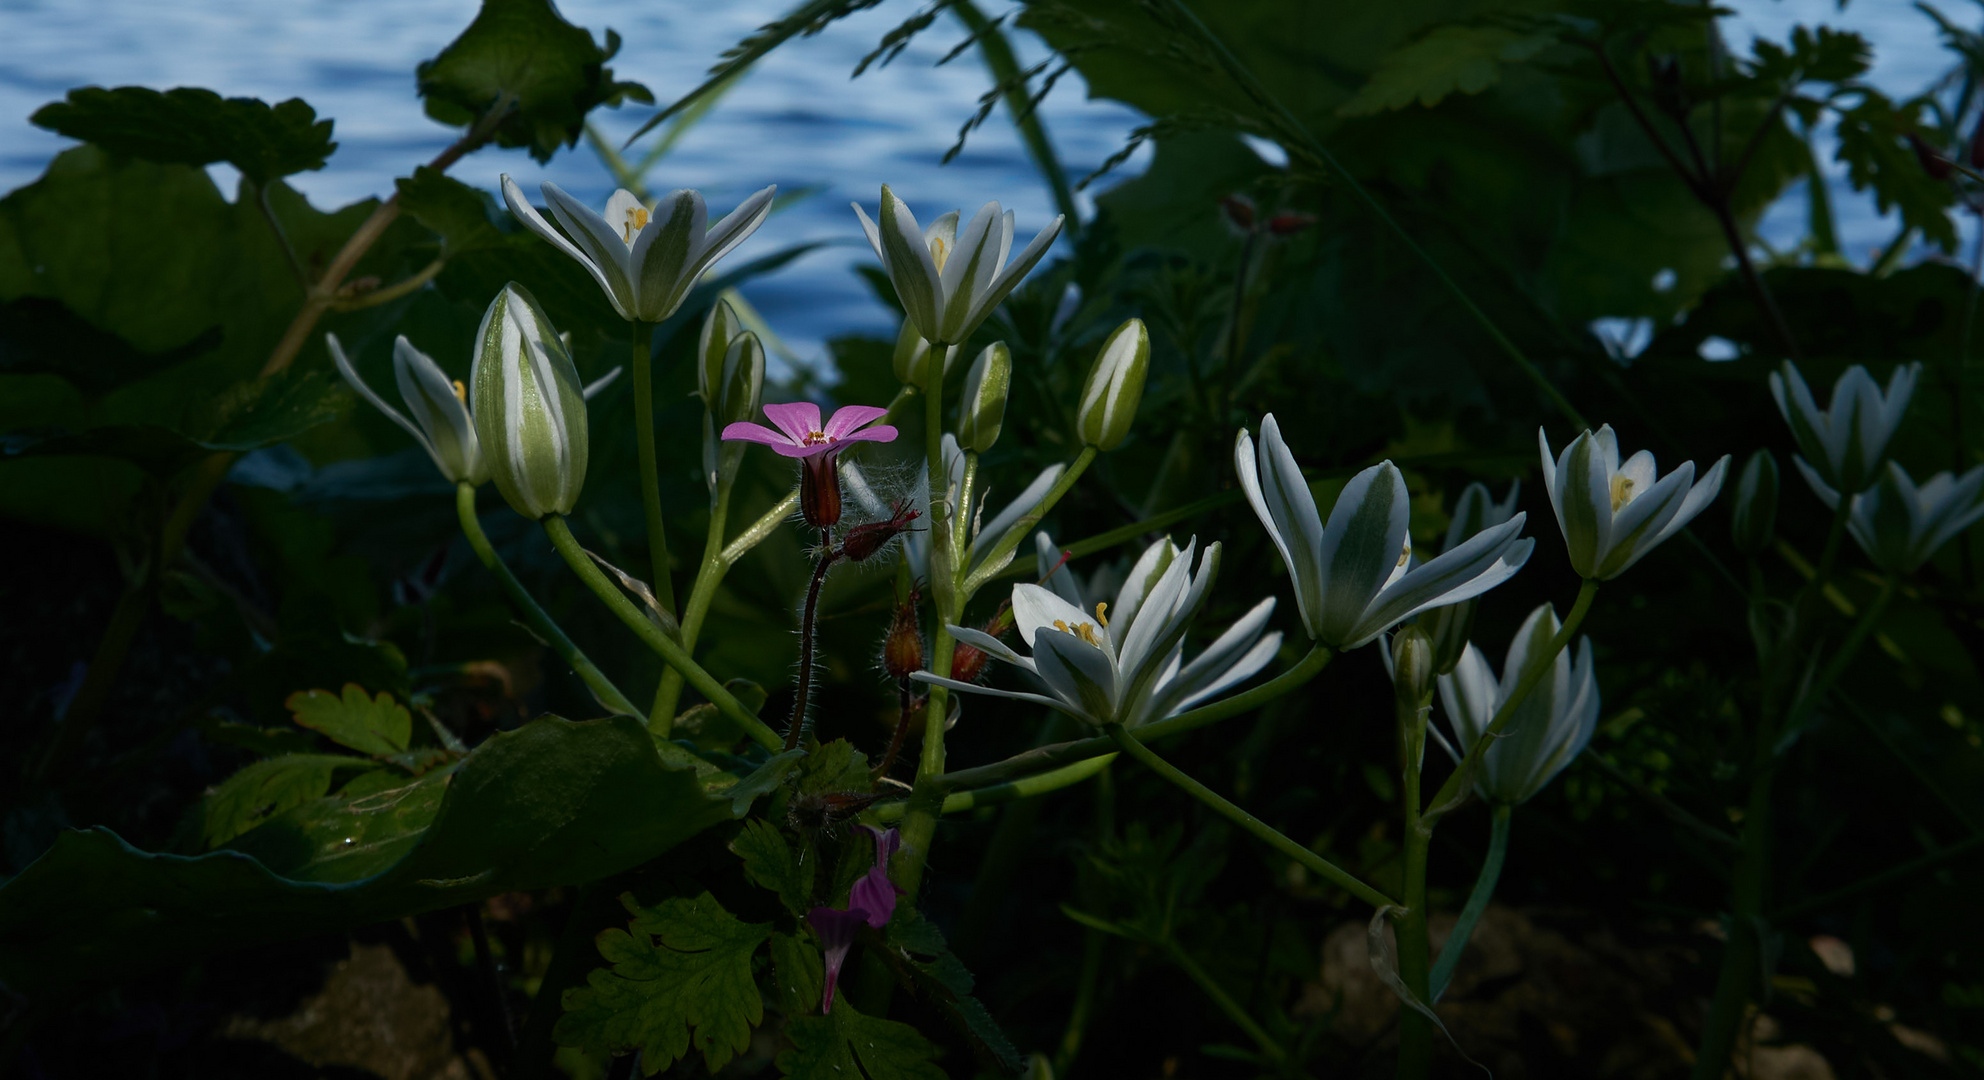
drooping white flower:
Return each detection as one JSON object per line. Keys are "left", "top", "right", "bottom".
{"left": 1420, "top": 480, "right": 1523, "bottom": 673}
{"left": 913, "top": 537, "right": 1281, "bottom": 728}
{"left": 470, "top": 283, "right": 590, "bottom": 519}
{"left": 1769, "top": 360, "right": 1919, "bottom": 496}
{"left": 1235, "top": 414, "right": 1533, "bottom": 649}
{"left": 853, "top": 185, "right": 1064, "bottom": 346}
{"left": 328, "top": 333, "right": 485, "bottom": 485}
{"left": 1435, "top": 603, "right": 1599, "bottom": 805}
{"left": 500, "top": 175, "right": 775, "bottom": 323}
{"left": 1538, "top": 424, "right": 1729, "bottom": 580}
{"left": 1794, "top": 459, "right": 1984, "bottom": 576}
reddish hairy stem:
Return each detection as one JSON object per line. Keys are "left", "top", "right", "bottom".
{"left": 786, "top": 531, "right": 841, "bottom": 751}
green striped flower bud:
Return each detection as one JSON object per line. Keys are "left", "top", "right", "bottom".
{"left": 1076, "top": 318, "right": 1149, "bottom": 452}
{"left": 698, "top": 299, "right": 743, "bottom": 406}
{"left": 713, "top": 332, "right": 766, "bottom": 428}
{"left": 956, "top": 341, "right": 1011, "bottom": 452}
{"left": 1730, "top": 449, "right": 1779, "bottom": 556}
{"left": 471, "top": 283, "right": 590, "bottom": 519}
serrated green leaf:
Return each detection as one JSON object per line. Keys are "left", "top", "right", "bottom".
{"left": 727, "top": 748, "right": 805, "bottom": 817}
{"left": 1834, "top": 93, "right": 1959, "bottom": 252}
{"left": 416, "top": 0, "right": 652, "bottom": 163}
{"left": 1338, "top": 24, "right": 1559, "bottom": 117}
{"left": 778, "top": 997, "right": 947, "bottom": 1080}
{"left": 0, "top": 716, "right": 738, "bottom": 1000}
{"left": 29, "top": 86, "right": 335, "bottom": 185}
{"left": 731, "top": 819, "right": 809, "bottom": 917}
{"left": 286, "top": 684, "right": 411, "bottom": 758}
{"left": 798, "top": 739, "right": 872, "bottom": 797}
{"left": 769, "top": 931, "right": 824, "bottom": 1016}
{"left": 886, "top": 908, "right": 1024, "bottom": 1074}
{"left": 194, "top": 754, "right": 377, "bottom": 849}
{"left": 555, "top": 892, "right": 771, "bottom": 1074}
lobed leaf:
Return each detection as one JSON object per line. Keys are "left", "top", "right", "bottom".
{"left": 30, "top": 86, "right": 335, "bottom": 185}
{"left": 554, "top": 892, "right": 772, "bottom": 1074}
{"left": 778, "top": 997, "right": 947, "bottom": 1080}
{"left": 285, "top": 683, "right": 412, "bottom": 758}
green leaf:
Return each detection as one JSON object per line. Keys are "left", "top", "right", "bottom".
{"left": 285, "top": 684, "right": 412, "bottom": 758}
{"left": 192, "top": 754, "right": 379, "bottom": 849}
{"left": 29, "top": 86, "right": 335, "bottom": 186}
{"left": 778, "top": 998, "right": 946, "bottom": 1080}
{"left": 798, "top": 739, "right": 871, "bottom": 797}
{"left": 769, "top": 931, "right": 824, "bottom": 1016}
{"left": 0, "top": 716, "right": 740, "bottom": 1000}
{"left": 1834, "top": 92, "right": 1959, "bottom": 252}
{"left": 416, "top": 0, "right": 652, "bottom": 163}
{"left": 1338, "top": 25, "right": 1560, "bottom": 117}
{"left": 672, "top": 677, "right": 770, "bottom": 752}
{"left": 885, "top": 908, "right": 1024, "bottom": 1074}
{"left": 731, "top": 819, "right": 808, "bottom": 917}
{"left": 394, "top": 166, "right": 509, "bottom": 256}
{"left": 555, "top": 892, "right": 772, "bottom": 1074}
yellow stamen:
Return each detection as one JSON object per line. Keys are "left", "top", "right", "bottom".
{"left": 1052, "top": 619, "right": 1102, "bottom": 647}
{"left": 1094, "top": 602, "right": 1109, "bottom": 628}
{"left": 1396, "top": 539, "right": 1412, "bottom": 569}
{"left": 452, "top": 379, "right": 467, "bottom": 404}
{"left": 1610, "top": 474, "right": 1636, "bottom": 512}
{"left": 802, "top": 429, "right": 830, "bottom": 446}
{"left": 622, "top": 206, "right": 650, "bottom": 244}
{"left": 929, "top": 235, "right": 948, "bottom": 273}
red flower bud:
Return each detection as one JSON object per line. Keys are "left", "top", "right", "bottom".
{"left": 800, "top": 451, "right": 843, "bottom": 528}
{"left": 948, "top": 604, "right": 1013, "bottom": 685}
{"left": 841, "top": 500, "right": 921, "bottom": 563}
{"left": 882, "top": 591, "right": 924, "bottom": 679}
{"left": 1220, "top": 194, "right": 1256, "bottom": 231}
{"left": 1910, "top": 133, "right": 1954, "bottom": 181}
{"left": 1266, "top": 212, "right": 1316, "bottom": 237}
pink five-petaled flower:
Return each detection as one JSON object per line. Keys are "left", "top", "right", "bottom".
{"left": 723, "top": 402, "right": 898, "bottom": 528}
{"left": 804, "top": 825, "right": 904, "bottom": 1014}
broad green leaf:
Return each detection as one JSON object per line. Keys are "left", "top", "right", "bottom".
{"left": 0, "top": 716, "right": 743, "bottom": 1000}
{"left": 731, "top": 819, "right": 808, "bottom": 917}
{"left": 416, "top": 0, "right": 652, "bottom": 163}
{"left": 554, "top": 892, "right": 772, "bottom": 1074}
{"left": 777, "top": 998, "right": 946, "bottom": 1080}
{"left": 30, "top": 86, "right": 336, "bottom": 185}
{"left": 394, "top": 166, "right": 509, "bottom": 256}
{"left": 285, "top": 684, "right": 411, "bottom": 758}
{"left": 1337, "top": 25, "right": 1560, "bottom": 117}
{"left": 672, "top": 677, "right": 770, "bottom": 751}
{"left": 191, "top": 754, "right": 380, "bottom": 849}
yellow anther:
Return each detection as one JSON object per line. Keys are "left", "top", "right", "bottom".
{"left": 1396, "top": 539, "right": 1412, "bottom": 569}
{"left": 1094, "top": 602, "right": 1109, "bottom": 628}
{"left": 1051, "top": 619, "right": 1101, "bottom": 647}
{"left": 622, "top": 206, "right": 650, "bottom": 244}
{"left": 1610, "top": 474, "right": 1636, "bottom": 512}
{"left": 451, "top": 379, "right": 467, "bottom": 404}
{"left": 929, "top": 235, "right": 948, "bottom": 273}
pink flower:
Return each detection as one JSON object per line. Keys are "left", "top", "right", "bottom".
{"left": 721, "top": 402, "right": 897, "bottom": 459}
{"left": 805, "top": 825, "right": 904, "bottom": 1014}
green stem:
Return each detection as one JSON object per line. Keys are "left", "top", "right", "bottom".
{"left": 541, "top": 514, "right": 780, "bottom": 751}
{"left": 630, "top": 320, "right": 677, "bottom": 620}
{"left": 1780, "top": 578, "right": 1894, "bottom": 739}
{"left": 1774, "top": 832, "right": 1984, "bottom": 921}
{"left": 651, "top": 479, "right": 732, "bottom": 727}
{"left": 871, "top": 753, "right": 1118, "bottom": 821}
{"left": 960, "top": 446, "right": 1098, "bottom": 597}
{"left": 455, "top": 483, "right": 639, "bottom": 717}
{"left": 1164, "top": 937, "right": 1296, "bottom": 1067}
{"left": 937, "top": 646, "right": 1334, "bottom": 791}
{"left": 1054, "top": 926, "right": 1108, "bottom": 1076}
{"left": 1159, "top": 0, "right": 1586, "bottom": 430}
{"left": 896, "top": 358, "right": 956, "bottom": 898}
{"left": 1106, "top": 723, "right": 1395, "bottom": 910}
{"left": 1690, "top": 766, "right": 1775, "bottom": 1080}
{"left": 1395, "top": 686, "right": 1433, "bottom": 1079}
{"left": 1429, "top": 803, "right": 1511, "bottom": 1001}
{"left": 1426, "top": 580, "right": 1599, "bottom": 813}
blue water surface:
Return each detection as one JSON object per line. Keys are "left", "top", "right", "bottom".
{"left": 0, "top": 0, "right": 1972, "bottom": 366}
